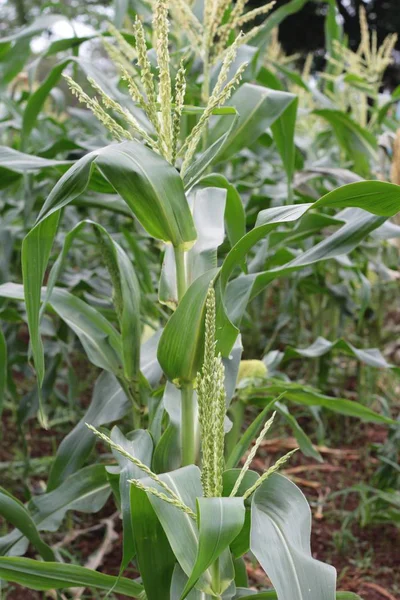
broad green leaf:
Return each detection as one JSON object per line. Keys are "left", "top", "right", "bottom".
{"left": 208, "top": 84, "right": 297, "bottom": 162}
{"left": 153, "top": 382, "right": 182, "bottom": 473}
{"left": 0, "top": 465, "right": 110, "bottom": 556}
{"left": 251, "top": 473, "right": 336, "bottom": 600}
{"left": 282, "top": 336, "right": 400, "bottom": 376}
{"left": 160, "top": 187, "right": 226, "bottom": 308}
{"left": 47, "top": 373, "right": 130, "bottom": 491}
{"left": 197, "top": 174, "right": 246, "bottom": 248}
{"left": 0, "top": 557, "right": 143, "bottom": 597}
{"left": 313, "top": 181, "right": 400, "bottom": 216}
{"left": 130, "top": 485, "right": 176, "bottom": 600}
{"left": 143, "top": 465, "right": 202, "bottom": 580}
{"left": 50, "top": 289, "right": 123, "bottom": 373}
{"left": 0, "top": 327, "right": 6, "bottom": 419}
{"left": 0, "top": 39, "right": 31, "bottom": 86}
{"left": 0, "top": 146, "right": 70, "bottom": 172}
{"left": 140, "top": 466, "right": 235, "bottom": 595}
{"left": 37, "top": 142, "right": 196, "bottom": 248}
{"left": 0, "top": 283, "right": 123, "bottom": 376}
{"left": 22, "top": 212, "right": 60, "bottom": 386}
{"left": 171, "top": 564, "right": 203, "bottom": 599}
{"left": 248, "top": 380, "right": 396, "bottom": 425}
{"left": 140, "top": 465, "right": 213, "bottom": 595}
{"left": 222, "top": 470, "right": 259, "bottom": 559}
{"left": 314, "top": 110, "right": 377, "bottom": 176}
{"left": 23, "top": 141, "right": 196, "bottom": 383}
{"left": 158, "top": 269, "right": 218, "bottom": 383}
{"left": 22, "top": 58, "right": 72, "bottom": 142}
{"left": 0, "top": 488, "right": 55, "bottom": 561}
{"left": 181, "top": 497, "right": 245, "bottom": 599}
{"left": 110, "top": 428, "right": 153, "bottom": 572}
{"left": 234, "top": 592, "right": 363, "bottom": 600}
{"left": 43, "top": 219, "right": 141, "bottom": 382}
{"left": 271, "top": 97, "right": 298, "bottom": 199}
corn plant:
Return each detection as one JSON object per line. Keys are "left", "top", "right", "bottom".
{"left": 0, "top": 0, "right": 400, "bottom": 598}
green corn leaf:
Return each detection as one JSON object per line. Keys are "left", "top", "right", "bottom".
{"left": 196, "top": 174, "right": 246, "bottom": 249}
{"left": 313, "top": 181, "right": 400, "bottom": 216}
{"left": 271, "top": 97, "right": 298, "bottom": 198}
{"left": 0, "top": 488, "right": 55, "bottom": 561}
{"left": 0, "top": 557, "right": 144, "bottom": 597}
{"left": 22, "top": 58, "right": 73, "bottom": 142}
{"left": 235, "top": 592, "right": 363, "bottom": 600}
{"left": 130, "top": 485, "right": 176, "bottom": 600}
{"left": 313, "top": 110, "right": 377, "bottom": 176}
{"left": 282, "top": 336, "right": 400, "bottom": 376}
{"left": 139, "top": 465, "right": 234, "bottom": 596}
{"left": 248, "top": 380, "right": 396, "bottom": 425}
{"left": 43, "top": 219, "right": 141, "bottom": 382}
{"left": 22, "top": 212, "right": 60, "bottom": 387}
{"left": 22, "top": 141, "right": 195, "bottom": 384}
{"left": 159, "top": 187, "right": 226, "bottom": 309}
{"left": 0, "top": 465, "right": 110, "bottom": 557}
{"left": 222, "top": 470, "right": 259, "bottom": 559}
{"left": 208, "top": 84, "right": 297, "bottom": 162}
{"left": 48, "top": 373, "right": 130, "bottom": 491}
{"left": 0, "top": 146, "right": 71, "bottom": 172}
{"left": 0, "top": 283, "right": 123, "bottom": 377}
{"left": 251, "top": 473, "right": 337, "bottom": 600}
{"left": 158, "top": 269, "right": 218, "bottom": 383}
{"left": 180, "top": 497, "right": 245, "bottom": 600}
{"left": 0, "top": 39, "right": 31, "bottom": 87}
{"left": 109, "top": 427, "right": 153, "bottom": 575}
{"left": 152, "top": 382, "right": 182, "bottom": 473}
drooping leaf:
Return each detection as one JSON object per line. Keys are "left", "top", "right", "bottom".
{"left": 248, "top": 380, "right": 396, "bottom": 425}
{"left": 282, "top": 336, "right": 400, "bottom": 376}
{"left": 0, "top": 488, "right": 55, "bottom": 561}
{"left": 251, "top": 473, "right": 336, "bottom": 600}
{"left": 22, "top": 140, "right": 196, "bottom": 384}
{"left": 0, "top": 557, "right": 143, "bottom": 597}
{"left": 0, "top": 465, "right": 110, "bottom": 557}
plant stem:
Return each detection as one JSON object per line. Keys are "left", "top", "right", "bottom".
{"left": 118, "top": 377, "right": 141, "bottom": 429}
{"left": 173, "top": 246, "right": 196, "bottom": 466}
{"left": 174, "top": 246, "right": 187, "bottom": 302}
{"left": 181, "top": 383, "right": 195, "bottom": 466}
